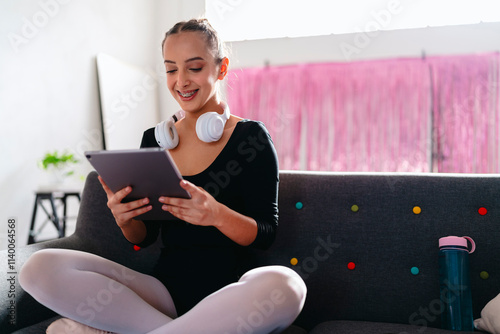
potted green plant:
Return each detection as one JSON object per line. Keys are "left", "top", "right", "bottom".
{"left": 38, "top": 150, "right": 79, "bottom": 184}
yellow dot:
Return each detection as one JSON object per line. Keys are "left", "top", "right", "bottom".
{"left": 413, "top": 206, "right": 422, "bottom": 215}
{"left": 480, "top": 271, "right": 489, "bottom": 280}
{"left": 290, "top": 258, "right": 298, "bottom": 266}
{"left": 351, "top": 205, "right": 359, "bottom": 212}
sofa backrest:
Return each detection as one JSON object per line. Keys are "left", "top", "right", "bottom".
{"left": 77, "top": 171, "right": 500, "bottom": 331}
{"left": 253, "top": 171, "right": 500, "bottom": 331}
{"left": 74, "top": 171, "right": 162, "bottom": 273}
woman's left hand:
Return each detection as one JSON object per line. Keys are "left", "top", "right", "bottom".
{"left": 159, "top": 180, "right": 222, "bottom": 227}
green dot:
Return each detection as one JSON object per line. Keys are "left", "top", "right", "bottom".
{"left": 295, "top": 202, "right": 303, "bottom": 210}
{"left": 411, "top": 267, "right": 420, "bottom": 275}
{"left": 351, "top": 205, "right": 359, "bottom": 212}
{"left": 480, "top": 271, "right": 489, "bottom": 280}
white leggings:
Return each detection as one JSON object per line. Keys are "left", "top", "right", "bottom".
{"left": 19, "top": 249, "right": 307, "bottom": 334}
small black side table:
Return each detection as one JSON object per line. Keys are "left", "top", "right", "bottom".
{"left": 28, "top": 190, "right": 81, "bottom": 244}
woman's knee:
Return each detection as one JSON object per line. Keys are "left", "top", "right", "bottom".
{"left": 241, "top": 265, "right": 307, "bottom": 315}
{"left": 19, "top": 248, "right": 73, "bottom": 294}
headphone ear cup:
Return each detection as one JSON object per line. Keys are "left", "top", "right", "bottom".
{"left": 196, "top": 112, "right": 226, "bottom": 143}
{"left": 154, "top": 118, "right": 179, "bottom": 149}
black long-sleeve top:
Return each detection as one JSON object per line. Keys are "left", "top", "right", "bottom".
{"left": 137, "top": 120, "right": 279, "bottom": 315}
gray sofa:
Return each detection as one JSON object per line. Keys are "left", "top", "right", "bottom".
{"left": 1, "top": 171, "right": 499, "bottom": 333}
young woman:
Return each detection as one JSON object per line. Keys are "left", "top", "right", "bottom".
{"left": 20, "top": 18, "right": 307, "bottom": 334}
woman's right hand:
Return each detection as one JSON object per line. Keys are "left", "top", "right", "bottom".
{"left": 98, "top": 176, "right": 152, "bottom": 228}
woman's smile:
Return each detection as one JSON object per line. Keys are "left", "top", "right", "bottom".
{"left": 177, "top": 89, "right": 199, "bottom": 101}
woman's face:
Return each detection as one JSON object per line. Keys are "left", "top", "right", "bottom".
{"left": 163, "top": 31, "right": 223, "bottom": 114}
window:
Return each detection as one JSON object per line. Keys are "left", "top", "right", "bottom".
{"left": 206, "top": 0, "right": 500, "bottom": 42}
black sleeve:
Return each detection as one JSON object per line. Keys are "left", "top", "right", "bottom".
{"left": 134, "top": 128, "right": 161, "bottom": 248}
{"left": 140, "top": 128, "right": 160, "bottom": 148}
{"left": 238, "top": 122, "right": 279, "bottom": 250}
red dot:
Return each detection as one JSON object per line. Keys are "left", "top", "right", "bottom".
{"left": 133, "top": 245, "right": 141, "bottom": 251}
{"left": 478, "top": 207, "right": 488, "bottom": 216}
{"left": 347, "top": 262, "right": 356, "bottom": 270}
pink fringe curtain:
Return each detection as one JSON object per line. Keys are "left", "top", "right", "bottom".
{"left": 227, "top": 65, "right": 305, "bottom": 170}
{"left": 227, "top": 53, "right": 500, "bottom": 172}
{"left": 303, "top": 59, "right": 431, "bottom": 172}
{"left": 430, "top": 54, "right": 500, "bottom": 173}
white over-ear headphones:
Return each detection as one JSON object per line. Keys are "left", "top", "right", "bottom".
{"left": 154, "top": 102, "right": 230, "bottom": 149}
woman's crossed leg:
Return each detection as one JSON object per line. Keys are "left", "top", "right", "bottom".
{"left": 20, "top": 249, "right": 306, "bottom": 334}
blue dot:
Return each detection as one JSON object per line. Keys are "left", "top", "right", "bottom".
{"left": 295, "top": 202, "right": 303, "bottom": 210}
{"left": 411, "top": 267, "right": 420, "bottom": 275}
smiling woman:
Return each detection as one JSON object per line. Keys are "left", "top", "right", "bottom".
{"left": 19, "top": 17, "right": 307, "bottom": 334}
{"left": 162, "top": 20, "right": 228, "bottom": 114}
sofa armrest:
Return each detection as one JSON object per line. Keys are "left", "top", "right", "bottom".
{"left": 0, "top": 171, "right": 162, "bottom": 333}
{"left": 0, "top": 235, "right": 88, "bottom": 332}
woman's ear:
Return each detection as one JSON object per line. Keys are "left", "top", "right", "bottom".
{"left": 218, "top": 57, "right": 229, "bottom": 80}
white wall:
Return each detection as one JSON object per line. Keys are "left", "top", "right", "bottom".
{"left": 154, "top": 0, "right": 206, "bottom": 121}
{"left": 0, "top": 0, "right": 205, "bottom": 250}
{"left": 228, "top": 22, "right": 500, "bottom": 69}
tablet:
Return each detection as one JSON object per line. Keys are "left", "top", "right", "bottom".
{"left": 85, "top": 148, "right": 191, "bottom": 220}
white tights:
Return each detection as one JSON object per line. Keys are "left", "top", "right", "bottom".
{"left": 19, "top": 249, "right": 307, "bottom": 334}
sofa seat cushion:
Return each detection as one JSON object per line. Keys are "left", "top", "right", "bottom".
{"left": 309, "top": 320, "right": 479, "bottom": 334}
{"left": 11, "top": 316, "right": 62, "bottom": 334}
{"left": 281, "top": 325, "right": 308, "bottom": 334}
{"left": 11, "top": 316, "right": 307, "bottom": 334}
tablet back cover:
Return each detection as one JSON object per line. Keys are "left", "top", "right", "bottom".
{"left": 85, "top": 148, "right": 190, "bottom": 220}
